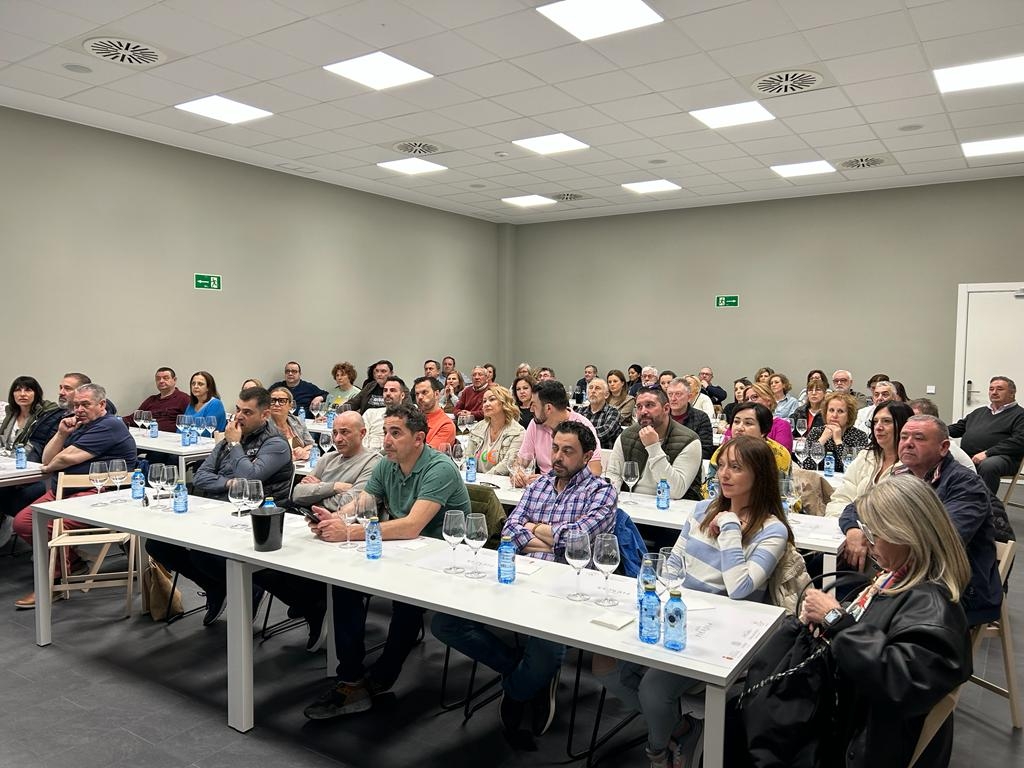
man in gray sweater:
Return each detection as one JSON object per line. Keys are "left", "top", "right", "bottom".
{"left": 949, "top": 376, "right": 1024, "bottom": 494}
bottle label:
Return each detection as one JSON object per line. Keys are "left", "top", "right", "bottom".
{"left": 823, "top": 455, "right": 835, "bottom": 477}
{"left": 149, "top": 422, "right": 159, "bottom": 438}
{"left": 466, "top": 457, "right": 476, "bottom": 482}
{"left": 172, "top": 484, "right": 188, "bottom": 513}
{"left": 15, "top": 446, "right": 27, "bottom": 469}
{"left": 326, "top": 411, "right": 336, "bottom": 429}
{"left": 498, "top": 545, "right": 516, "bottom": 583}
{"left": 181, "top": 430, "right": 188, "bottom": 446}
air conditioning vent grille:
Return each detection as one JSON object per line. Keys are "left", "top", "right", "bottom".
{"left": 752, "top": 70, "right": 823, "bottom": 95}
{"left": 83, "top": 37, "right": 165, "bottom": 67}
{"left": 393, "top": 140, "right": 441, "bottom": 155}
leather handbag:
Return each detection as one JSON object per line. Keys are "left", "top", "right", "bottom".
{"left": 142, "top": 556, "right": 183, "bottom": 621}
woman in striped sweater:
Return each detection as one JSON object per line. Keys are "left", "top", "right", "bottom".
{"left": 599, "top": 435, "right": 793, "bottom": 768}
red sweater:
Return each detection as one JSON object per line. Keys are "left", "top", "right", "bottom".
{"left": 127, "top": 389, "right": 190, "bottom": 432}
{"left": 455, "top": 386, "right": 487, "bottom": 420}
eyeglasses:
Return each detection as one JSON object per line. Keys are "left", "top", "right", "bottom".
{"left": 832, "top": 377, "right": 850, "bottom": 384}
{"left": 284, "top": 369, "right": 300, "bottom": 374}
{"left": 269, "top": 397, "right": 291, "bottom": 405}
{"left": 857, "top": 519, "right": 875, "bottom": 546}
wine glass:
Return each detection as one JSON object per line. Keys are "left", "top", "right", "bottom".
{"left": 147, "top": 463, "right": 165, "bottom": 508}
{"left": 442, "top": 509, "right": 466, "bottom": 574}
{"left": 161, "top": 465, "right": 179, "bottom": 501}
{"left": 464, "top": 512, "right": 488, "bottom": 579}
{"left": 227, "top": 478, "right": 247, "bottom": 516}
{"left": 108, "top": 459, "right": 128, "bottom": 503}
{"left": 175, "top": 415, "right": 187, "bottom": 439}
{"left": 140, "top": 411, "right": 152, "bottom": 434}
{"left": 622, "top": 460, "right": 640, "bottom": 504}
{"left": 809, "top": 441, "right": 825, "bottom": 469}
{"left": 450, "top": 440, "right": 465, "bottom": 471}
{"left": 88, "top": 461, "right": 109, "bottom": 506}
{"left": 593, "top": 533, "right": 620, "bottom": 607}
{"left": 793, "top": 437, "right": 808, "bottom": 467}
{"left": 334, "top": 491, "right": 358, "bottom": 550}
{"left": 355, "top": 493, "right": 378, "bottom": 552}
{"left": 319, "top": 431, "right": 333, "bottom": 454}
{"left": 657, "top": 547, "right": 686, "bottom": 595}
{"left": 133, "top": 410, "right": 145, "bottom": 435}
{"left": 779, "top": 479, "right": 799, "bottom": 513}
{"left": 246, "top": 479, "right": 265, "bottom": 511}
{"left": 309, "top": 401, "right": 322, "bottom": 421}
{"left": 841, "top": 446, "right": 855, "bottom": 473}
{"left": 564, "top": 527, "right": 591, "bottom": 601}
{"left": 795, "top": 418, "right": 807, "bottom": 437}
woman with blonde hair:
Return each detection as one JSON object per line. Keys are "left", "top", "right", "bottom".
{"left": 465, "top": 384, "right": 526, "bottom": 475}
{"left": 268, "top": 386, "right": 314, "bottom": 461}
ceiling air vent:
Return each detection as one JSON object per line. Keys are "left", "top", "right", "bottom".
{"left": 752, "top": 70, "right": 824, "bottom": 95}
{"left": 392, "top": 140, "right": 441, "bottom": 156}
{"left": 549, "top": 192, "right": 590, "bottom": 202}
{"left": 836, "top": 154, "right": 894, "bottom": 170}
{"left": 82, "top": 37, "right": 166, "bottom": 67}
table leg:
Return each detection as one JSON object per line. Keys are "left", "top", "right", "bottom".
{"left": 226, "top": 559, "right": 254, "bottom": 732}
{"left": 703, "top": 684, "right": 727, "bottom": 768}
{"left": 824, "top": 552, "right": 837, "bottom": 574}
{"left": 179, "top": 457, "right": 187, "bottom": 482}
{"left": 325, "top": 582, "right": 337, "bottom": 677}
{"left": 33, "top": 509, "right": 52, "bottom": 647}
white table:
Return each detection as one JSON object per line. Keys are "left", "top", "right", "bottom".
{"left": 132, "top": 431, "right": 215, "bottom": 476}
{"left": 0, "top": 459, "right": 44, "bottom": 488}
{"left": 305, "top": 419, "right": 329, "bottom": 435}
{"left": 30, "top": 492, "right": 785, "bottom": 768}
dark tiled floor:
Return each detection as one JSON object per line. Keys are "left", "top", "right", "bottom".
{"left": 0, "top": 496, "right": 1021, "bottom": 768}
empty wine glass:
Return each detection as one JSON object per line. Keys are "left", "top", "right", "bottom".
{"left": 246, "top": 478, "right": 264, "bottom": 511}
{"left": 809, "top": 441, "right": 825, "bottom": 469}
{"left": 227, "top": 478, "right": 247, "bottom": 516}
{"left": 88, "top": 461, "right": 109, "bottom": 506}
{"left": 139, "top": 411, "right": 152, "bottom": 434}
{"left": 795, "top": 418, "right": 807, "bottom": 437}
{"left": 108, "top": 459, "right": 128, "bottom": 503}
{"left": 450, "top": 440, "right": 465, "bottom": 471}
{"left": 793, "top": 437, "right": 808, "bottom": 467}
{"left": 161, "top": 465, "right": 179, "bottom": 500}
{"left": 147, "top": 463, "right": 165, "bottom": 508}
{"left": 564, "top": 527, "right": 591, "bottom": 601}
{"left": 442, "top": 509, "right": 466, "bottom": 574}
{"left": 355, "top": 493, "right": 378, "bottom": 552}
{"left": 593, "top": 533, "right": 620, "bottom": 607}
{"left": 622, "top": 460, "right": 640, "bottom": 504}
{"left": 175, "top": 415, "right": 187, "bottom": 438}
{"left": 464, "top": 512, "right": 488, "bottom": 579}
{"left": 841, "top": 446, "right": 855, "bottom": 472}
{"left": 133, "top": 410, "right": 145, "bottom": 435}
{"left": 658, "top": 546, "right": 686, "bottom": 593}
{"left": 319, "top": 431, "right": 333, "bottom": 454}
{"left": 335, "top": 491, "right": 358, "bottom": 550}
{"left": 309, "top": 401, "right": 322, "bottom": 421}
{"left": 779, "top": 479, "right": 799, "bottom": 513}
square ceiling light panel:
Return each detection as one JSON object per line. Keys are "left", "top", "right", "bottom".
{"left": 512, "top": 132, "right": 589, "bottom": 154}
{"left": 502, "top": 194, "right": 557, "bottom": 207}
{"left": 537, "top": 0, "right": 662, "bottom": 42}
{"left": 934, "top": 55, "right": 1024, "bottom": 93}
{"left": 377, "top": 158, "right": 448, "bottom": 174}
{"left": 622, "top": 179, "right": 681, "bottom": 193}
{"left": 961, "top": 135, "right": 1024, "bottom": 158}
{"left": 770, "top": 160, "right": 835, "bottom": 178}
{"left": 174, "top": 95, "right": 272, "bottom": 124}
{"left": 689, "top": 101, "right": 775, "bottom": 130}
{"left": 324, "top": 52, "right": 433, "bottom": 90}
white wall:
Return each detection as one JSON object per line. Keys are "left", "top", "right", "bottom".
{"left": 511, "top": 177, "right": 1024, "bottom": 417}
{"left": 0, "top": 106, "right": 498, "bottom": 408}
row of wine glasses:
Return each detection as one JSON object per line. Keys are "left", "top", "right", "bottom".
{"left": 456, "top": 413, "right": 476, "bottom": 434}
{"left": 793, "top": 437, "right": 859, "bottom": 470}
{"left": 87, "top": 460, "right": 129, "bottom": 506}
{"left": 440, "top": 441, "right": 464, "bottom": 470}
{"left": 146, "top": 463, "right": 179, "bottom": 509}
{"left": 132, "top": 410, "right": 153, "bottom": 435}
{"left": 565, "top": 529, "right": 622, "bottom": 606}
{"left": 227, "top": 478, "right": 265, "bottom": 516}
{"left": 175, "top": 415, "right": 219, "bottom": 443}
{"left": 442, "top": 510, "right": 488, "bottom": 577}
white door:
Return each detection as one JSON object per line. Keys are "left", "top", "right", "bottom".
{"left": 953, "top": 283, "right": 1024, "bottom": 422}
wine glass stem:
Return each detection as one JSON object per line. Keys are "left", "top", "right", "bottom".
{"left": 575, "top": 568, "right": 582, "bottom": 597}
{"left": 604, "top": 572, "right": 611, "bottom": 603}
{"left": 451, "top": 546, "right": 457, "bottom": 571}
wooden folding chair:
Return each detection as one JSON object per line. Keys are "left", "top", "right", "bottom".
{"left": 908, "top": 688, "right": 960, "bottom": 767}
{"left": 1001, "top": 456, "right": 1024, "bottom": 510}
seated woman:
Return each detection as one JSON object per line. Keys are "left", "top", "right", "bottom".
{"left": 796, "top": 475, "right": 972, "bottom": 768}
{"left": 627, "top": 363, "right": 644, "bottom": 397}
{"left": 800, "top": 392, "right": 870, "bottom": 472}
{"left": 575, "top": 378, "right": 622, "bottom": 449}
{"left": 268, "top": 386, "right": 314, "bottom": 461}
{"left": 465, "top": 384, "right": 525, "bottom": 475}
{"left": 769, "top": 373, "right": 799, "bottom": 420}
{"left": 708, "top": 403, "right": 791, "bottom": 492}
{"left": 792, "top": 379, "right": 826, "bottom": 436}
{"left": 184, "top": 370, "right": 227, "bottom": 432}
{"left": 0, "top": 376, "right": 60, "bottom": 463}
{"left": 606, "top": 369, "right": 635, "bottom": 426}
{"left": 796, "top": 368, "right": 828, "bottom": 404}
{"left": 683, "top": 375, "right": 716, "bottom": 420}
{"left": 826, "top": 401, "right": 913, "bottom": 518}
{"left": 599, "top": 436, "right": 792, "bottom": 768}
{"left": 241, "top": 378, "right": 263, "bottom": 391}
{"left": 440, "top": 370, "right": 465, "bottom": 415}
{"left": 754, "top": 366, "right": 774, "bottom": 386}
{"left": 325, "top": 361, "right": 361, "bottom": 412}
{"left": 512, "top": 362, "right": 533, "bottom": 384}
{"left": 512, "top": 375, "right": 535, "bottom": 429}
{"left": 723, "top": 383, "right": 793, "bottom": 450}
{"left": 723, "top": 377, "right": 751, "bottom": 425}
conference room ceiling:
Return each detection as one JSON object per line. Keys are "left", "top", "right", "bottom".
{"left": 2, "top": 0, "right": 1024, "bottom": 224}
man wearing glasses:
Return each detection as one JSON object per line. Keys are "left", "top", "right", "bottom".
{"left": 697, "top": 367, "right": 727, "bottom": 406}
{"left": 269, "top": 361, "right": 328, "bottom": 415}
{"left": 831, "top": 370, "right": 870, "bottom": 409}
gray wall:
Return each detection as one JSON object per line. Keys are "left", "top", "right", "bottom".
{"left": 0, "top": 106, "right": 498, "bottom": 409}
{"left": 511, "top": 177, "right": 1024, "bottom": 416}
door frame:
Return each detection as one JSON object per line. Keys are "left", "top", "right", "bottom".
{"left": 952, "top": 282, "right": 1024, "bottom": 421}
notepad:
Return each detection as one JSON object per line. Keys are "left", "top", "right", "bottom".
{"left": 591, "top": 612, "right": 634, "bottom": 630}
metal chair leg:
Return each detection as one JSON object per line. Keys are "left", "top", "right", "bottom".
{"left": 565, "top": 649, "right": 644, "bottom": 767}
{"left": 164, "top": 570, "right": 204, "bottom": 625}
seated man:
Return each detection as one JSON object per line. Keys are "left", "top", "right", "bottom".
{"left": 666, "top": 377, "right": 713, "bottom": 460}
{"left": 254, "top": 411, "right": 381, "bottom": 650}
{"left": 124, "top": 366, "right": 190, "bottom": 432}
{"left": 948, "top": 376, "right": 1024, "bottom": 495}
{"left": 303, "top": 404, "right": 470, "bottom": 719}
{"left": 145, "top": 387, "right": 292, "bottom": 624}
{"left": 514, "top": 380, "right": 602, "bottom": 487}
{"left": 269, "top": 361, "right": 328, "bottom": 414}
{"left": 640, "top": 366, "right": 659, "bottom": 389}
{"left": 12, "top": 383, "right": 136, "bottom": 608}
{"left": 413, "top": 375, "right": 455, "bottom": 450}
{"left": 454, "top": 366, "right": 489, "bottom": 421}
{"left": 831, "top": 369, "right": 869, "bottom": 409}
{"left": 697, "top": 367, "right": 727, "bottom": 406}
{"left": 908, "top": 398, "right": 975, "bottom": 470}
{"left": 362, "top": 376, "right": 408, "bottom": 453}
{"left": 432, "top": 421, "right": 617, "bottom": 742}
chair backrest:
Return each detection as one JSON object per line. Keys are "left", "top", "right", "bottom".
{"left": 908, "top": 688, "right": 960, "bottom": 767}
{"left": 994, "top": 539, "right": 1016, "bottom": 585}
{"left": 613, "top": 509, "right": 648, "bottom": 578}
{"left": 467, "top": 484, "right": 506, "bottom": 550}
{"left": 55, "top": 472, "right": 122, "bottom": 500}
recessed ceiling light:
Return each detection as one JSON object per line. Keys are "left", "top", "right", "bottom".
{"left": 323, "top": 51, "right": 433, "bottom": 91}
{"left": 647, "top": 158, "right": 668, "bottom": 165}
{"left": 934, "top": 54, "right": 1024, "bottom": 93}
{"left": 622, "top": 179, "right": 681, "bottom": 194}
{"left": 770, "top": 160, "right": 836, "bottom": 178}
{"left": 377, "top": 158, "right": 447, "bottom": 175}
{"left": 174, "top": 95, "right": 272, "bottom": 124}
{"left": 689, "top": 101, "right": 775, "bottom": 129}
{"left": 898, "top": 124, "right": 923, "bottom": 132}
{"left": 502, "top": 195, "right": 557, "bottom": 207}
{"left": 512, "top": 133, "right": 589, "bottom": 155}
{"left": 63, "top": 63, "right": 92, "bottom": 74}
{"left": 537, "top": 0, "right": 662, "bottom": 41}
{"left": 962, "top": 135, "right": 1024, "bottom": 158}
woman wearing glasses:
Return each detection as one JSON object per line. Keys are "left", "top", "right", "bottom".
{"left": 268, "top": 387, "right": 314, "bottom": 461}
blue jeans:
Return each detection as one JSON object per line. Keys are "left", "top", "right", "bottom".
{"left": 431, "top": 613, "right": 565, "bottom": 702}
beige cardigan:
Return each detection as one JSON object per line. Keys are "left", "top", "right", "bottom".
{"left": 465, "top": 418, "right": 525, "bottom": 475}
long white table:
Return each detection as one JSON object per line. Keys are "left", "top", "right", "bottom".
{"left": 0, "top": 458, "right": 44, "bottom": 488}
{"left": 31, "top": 492, "right": 785, "bottom": 768}
{"left": 132, "top": 431, "right": 215, "bottom": 476}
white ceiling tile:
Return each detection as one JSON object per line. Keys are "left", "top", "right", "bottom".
{"left": 557, "top": 148, "right": 614, "bottom": 166}
{"left": 708, "top": 33, "right": 819, "bottom": 78}
{"left": 681, "top": 144, "right": 749, "bottom": 162}
{"left": 760, "top": 86, "right": 852, "bottom": 117}
{"left": 626, "top": 112, "right": 706, "bottom": 138}
{"left": 385, "top": 110, "right": 465, "bottom": 136}
{"left": 480, "top": 116, "right": 556, "bottom": 140}
{"left": 288, "top": 130, "right": 365, "bottom": 152}
{"left": 679, "top": 0, "right": 798, "bottom": 49}
{"left": 910, "top": 0, "right": 1024, "bottom": 40}
{"left": 388, "top": 31, "right": 498, "bottom": 76}
{"left": 531, "top": 105, "right": 616, "bottom": 131}
{"left": 601, "top": 138, "right": 671, "bottom": 158}
{"left": 199, "top": 123, "right": 278, "bottom": 147}
{"left": 738, "top": 178, "right": 792, "bottom": 190}
{"left": 254, "top": 19, "right": 371, "bottom": 67}
{"left": 800, "top": 124, "right": 878, "bottom": 147}
{"left": 301, "top": 152, "right": 363, "bottom": 171}
{"left": 286, "top": 102, "right": 366, "bottom": 129}
{"left": 587, "top": 20, "right": 700, "bottom": 67}
{"left": 804, "top": 12, "right": 918, "bottom": 59}
{"left": 900, "top": 158, "right": 968, "bottom": 175}
{"left": 163, "top": 0, "right": 303, "bottom": 37}
{"left": 0, "top": 28, "right": 53, "bottom": 62}
{"left": 319, "top": 0, "right": 443, "bottom": 48}
{"left": 197, "top": 40, "right": 309, "bottom": 82}
{"left": 435, "top": 99, "right": 519, "bottom": 127}
{"left": 825, "top": 45, "right": 928, "bottom": 85}
{"left": 400, "top": 0, "right": 521, "bottom": 28}
{"left": 0, "top": 63, "right": 89, "bottom": 96}
{"left": 693, "top": 182, "right": 744, "bottom": 195}
{"left": 595, "top": 93, "right": 678, "bottom": 122}
{"left": 273, "top": 68, "right": 365, "bottom": 101}
{"left": 572, "top": 159, "right": 638, "bottom": 176}
{"left": 921, "top": 23, "right": 1024, "bottom": 69}
{"left": 571, "top": 122, "right": 647, "bottom": 145}
{"left": 736, "top": 134, "right": 808, "bottom": 154}
{"left": 221, "top": 82, "right": 317, "bottom": 114}
{"left": 628, "top": 54, "right": 729, "bottom": 92}
{"left": 658, "top": 130, "right": 730, "bottom": 150}
{"left": 556, "top": 70, "right": 649, "bottom": 104}
{"left": 141, "top": 105, "right": 220, "bottom": 131}
{"left": 531, "top": 166, "right": 591, "bottom": 182}
{"left": 661, "top": 79, "right": 753, "bottom": 111}
{"left": 776, "top": 0, "right": 904, "bottom": 30}
{"left": 491, "top": 85, "right": 583, "bottom": 116}
{"left": 431, "top": 126, "right": 511, "bottom": 149}
{"left": 458, "top": 9, "right": 575, "bottom": 59}
{"left": 19, "top": 45, "right": 134, "bottom": 87}
{"left": 949, "top": 103, "right": 1024, "bottom": 130}
{"left": 872, "top": 113, "right": 952, "bottom": 138}
{"left": 500, "top": 155, "right": 560, "bottom": 173}
{"left": 339, "top": 121, "right": 411, "bottom": 144}
{"left": 783, "top": 107, "right": 865, "bottom": 133}
{"left": 343, "top": 144, "right": 403, "bottom": 163}
{"left": 66, "top": 85, "right": 161, "bottom": 115}
{"left": 512, "top": 44, "right": 617, "bottom": 84}
{"left": 428, "top": 150, "right": 492, "bottom": 168}
{"left": 841, "top": 72, "right": 937, "bottom": 106}
{"left": 112, "top": 4, "right": 241, "bottom": 55}
{"left": 820, "top": 139, "right": 888, "bottom": 158}
{"left": 104, "top": 70, "right": 205, "bottom": 104}
{"left": 252, "top": 138, "right": 321, "bottom": 159}
{"left": 149, "top": 57, "right": 255, "bottom": 93}
{"left": 858, "top": 94, "right": 945, "bottom": 123}
{"left": 941, "top": 85, "right": 1024, "bottom": 114}
{"left": 335, "top": 91, "right": 417, "bottom": 120}
{"left": 716, "top": 119, "right": 793, "bottom": 141}
{"left": 717, "top": 166, "right": 777, "bottom": 181}
{"left": 250, "top": 114, "right": 321, "bottom": 138}
{"left": 391, "top": 78, "right": 478, "bottom": 109}
{"left": 444, "top": 61, "right": 543, "bottom": 97}
{"left": 0, "top": 1, "right": 97, "bottom": 44}
{"left": 34, "top": 0, "right": 157, "bottom": 26}
{"left": 698, "top": 156, "right": 763, "bottom": 172}
{"left": 892, "top": 145, "right": 963, "bottom": 164}
{"left": 882, "top": 129, "right": 956, "bottom": 151}
{"left": 955, "top": 120, "right": 1024, "bottom": 143}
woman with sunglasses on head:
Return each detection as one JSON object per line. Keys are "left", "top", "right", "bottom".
{"left": 268, "top": 386, "right": 314, "bottom": 461}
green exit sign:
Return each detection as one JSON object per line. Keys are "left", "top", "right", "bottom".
{"left": 715, "top": 295, "right": 739, "bottom": 307}
{"left": 194, "top": 273, "right": 222, "bottom": 290}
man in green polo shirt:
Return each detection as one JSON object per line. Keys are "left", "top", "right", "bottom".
{"left": 304, "top": 403, "right": 470, "bottom": 720}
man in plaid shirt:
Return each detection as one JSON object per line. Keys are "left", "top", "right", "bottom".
{"left": 431, "top": 420, "right": 618, "bottom": 745}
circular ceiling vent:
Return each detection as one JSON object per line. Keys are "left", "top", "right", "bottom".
{"left": 752, "top": 70, "right": 823, "bottom": 95}
{"left": 393, "top": 140, "right": 440, "bottom": 155}
{"left": 550, "top": 192, "right": 588, "bottom": 202}
{"left": 83, "top": 37, "right": 165, "bottom": 67}
{"left": 839, "top": 157, "right": 887, "bottom": 169}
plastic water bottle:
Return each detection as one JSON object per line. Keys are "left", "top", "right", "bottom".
{"left": 15, "top": 445, "right": 26, "bottom": 469}
{"left": 637, "top": 556, "right": 658, "bottom": 606}
{"left": 180, "top": 427, "right": 189, "bottom": 447}
{"left": 465, "top": 456, "right": 477, "bottom": 482}
{"left": 823, "top": 453, "right": 835, "bottom": 477}
{"left": 172, "top": 481, "right": 188, "bottom": 513}
{"left": 262, "top": 496, "right": 274, "bottom": 508}
{"left": 130, "top": 468, "right": 145, "bottom": 501}
{"left": 365, "top": 516, "right": 382, "bottom": 560}
{"left": 707, "top": 475, "right": 719, "bottom": 499}
{"left": 656, "top": 478, "right": 670, "bottom": 510}
{"left": 148, "top": 420, "right": 159, "bottom": 438}
{"left": 326, "top": 410, "right": 336, "bottom": 429}
{"left": 639, "top": 585, "right": 661, "bottom": 644}
{"left": 309, "top": 443, "right": 320, "bottom": 469}
{"left": 497, "top": 535, "right": 516, "bottom": 584}
{"left": 297, "top": 406, "right": 306, "bottom": 422}
{"left": 663, "top": 589, "right": 687, "bottom": 651}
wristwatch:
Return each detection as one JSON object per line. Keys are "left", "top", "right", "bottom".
{"left": 821, "top": 606, "right": 852, "bottom": 636}
{"left": 227, "top": 440, "right": 240, "bottom": 448}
